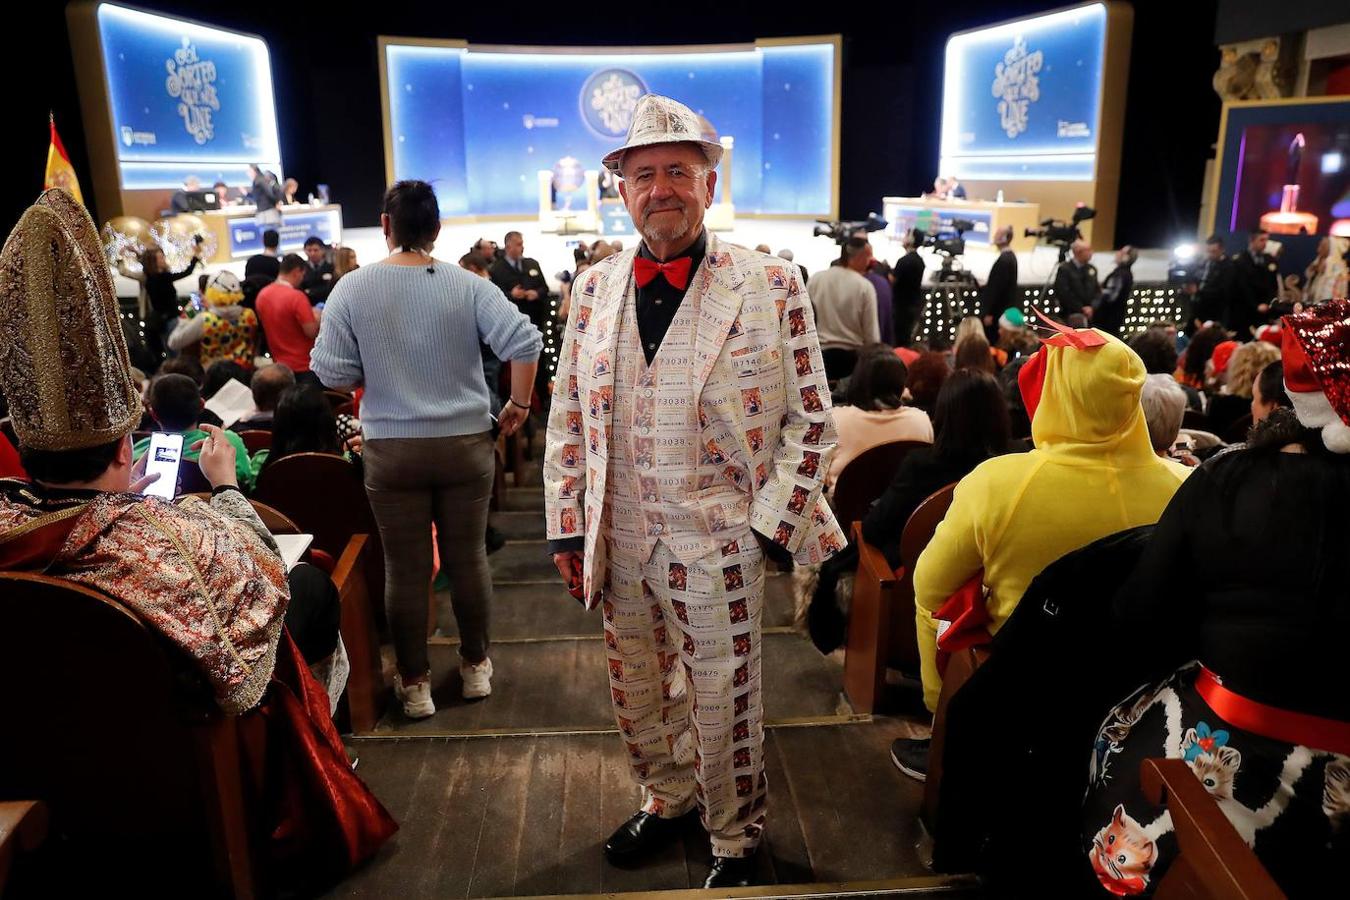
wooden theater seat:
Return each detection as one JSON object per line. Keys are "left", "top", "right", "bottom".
{"left": 830, "top": 440, "right": 927, "bottom": 534}
{"left": 235, "top": 429, "right": 273, "bottom": 454}
{"left": 0, "top": 573, "right": 267, "bottom": 897}
{"left": 1142, "top": 758, "right": 1284, "bottom": 900}
{"left": 0, "top": 801, "right": 48, "bottom": 892}
{"left": 921, "top": 645, "right": 990, "bottom": 830}
{"left": 845, "top": 482, "right": 957, "bottom": 713}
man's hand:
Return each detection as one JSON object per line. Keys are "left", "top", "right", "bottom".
{"left": 552, "top": 550, "right": 585, "bottom": 602}
{"left": 511, "top": 285, "right": 526, "bottom": 300}
{"left": 497, "top": 401, "right": 528, "bottom": 437}
{"left": 190, "top": 424, "right": 239, "bottom": 490}
{"left": 524, "top": 289, "right": 540, "bottom": 301}
{"left": 1257, "top": 302, "right": 1270, "bottom": 314}
{"left": 129, "top": 448, "right": 160, "bottom": 494}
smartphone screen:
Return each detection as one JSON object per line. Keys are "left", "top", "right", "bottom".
{"left": 142, "top": 432, "right": 184, "bottom": 500}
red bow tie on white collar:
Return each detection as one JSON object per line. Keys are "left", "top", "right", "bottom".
{"left": 634, "top": 256, "right": 692, "bottom": 290}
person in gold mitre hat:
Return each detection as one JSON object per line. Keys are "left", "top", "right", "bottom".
{"left": 0, "top": 188, "right": 398, "bottom": 878}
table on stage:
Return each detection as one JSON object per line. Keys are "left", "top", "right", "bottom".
{"left": 195, "top": 203, "right": 344, "bottom": 264}
{"left": 881, "top": 197, "right": 1041, "bottom": 253}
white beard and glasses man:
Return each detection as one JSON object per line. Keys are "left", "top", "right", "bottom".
{"left": 544, "top": 95, "right": 844, "bottom": 889}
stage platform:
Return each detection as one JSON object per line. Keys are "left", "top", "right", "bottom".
{"left": 112, "top": 218, "right": 1174, "bottom": 304}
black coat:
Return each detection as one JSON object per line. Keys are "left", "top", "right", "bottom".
{"left": 1229, "top": 251, "right": 1279, "bottom": 336}
{"left": 1092, "top": 264, "right": 1133, "bottom": 336}
{"left": 1194, "top": 254, "right": 1233, "bottom": 327}
{"left": 1050, "top": 260, "right": 1099, "bottom": 319}
{"left": 861, "top": 446, "right": 990, "bottom": 570}
{"left": 489, "top": 256, "right": 551, "bottom": 327}
{"left": 302, "top": 261, "right": 335, "bottom": 304}
{"left": 977, "top": 249, "right": 1018, "bottom": 321}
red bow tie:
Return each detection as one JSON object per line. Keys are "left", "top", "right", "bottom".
{"left": 634, "top": 255, "right": 693, "bottom": 290}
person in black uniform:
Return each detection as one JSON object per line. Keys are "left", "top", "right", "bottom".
{"left": 890, "top": 229, "right": 926, "bottom": 348}
{"left": 1051, "top": 239, "right": 1099, "bottom": 320}
{"left": 300, "top": 236, "right": 336, "bottom": 304}
{"left": 1090, "top": 245, "right": 1136, "bottom": 337}
{"left": 1191, "top": 235, "right": 1233, "bottom": 331}
{"left": 979, "top": 226, "right": 1018, "bottom": 340}
{"left": 490, "top": 231, "right": 553, "bottom": 397}
{"left": 1228, "top": 229, "right": 1278, "bottom": 340}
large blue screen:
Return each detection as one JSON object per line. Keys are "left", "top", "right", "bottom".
{"left": 940, "top": 3, "right": 1106, "bottom": 182}
{"left": 384, "top": 41, "right": 836, "bottom": 216}
{"left": 96, "top": 3, "right": 282, "bottom": 190}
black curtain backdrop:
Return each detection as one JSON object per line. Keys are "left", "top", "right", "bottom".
{"left": 8, "top": 0, "right": 1218, "bottom": 251}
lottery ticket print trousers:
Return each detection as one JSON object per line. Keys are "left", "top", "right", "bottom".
{"left": 602, "top": 536, "right": 768, "bottom": 858}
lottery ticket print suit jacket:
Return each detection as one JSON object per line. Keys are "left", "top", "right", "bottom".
{"left": 544, "top": 236, "right": 846, "bottom": 609}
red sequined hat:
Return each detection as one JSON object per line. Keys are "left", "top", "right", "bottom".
{"left": 1281, "top": 299, "right": 1350, "bottom": 454}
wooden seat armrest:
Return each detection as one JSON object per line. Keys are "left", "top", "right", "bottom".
{"left": 1141, "top": 758, "right": 1285, "bottom": 900}
{"left": 0, "top": 800, "right": 50, "bottom": 892}
{"left": 852, "top": 521, "right": 898, "bottom": 584}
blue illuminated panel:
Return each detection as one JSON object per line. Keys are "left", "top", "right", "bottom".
{"left": 96, "top": 3, "right": 282, "bottom": 190}
{"left": 940, "top": 3, "right": 1106, "bottom": 182}
{"left": 226, "top": 209, "right": 342, "bottom": 258}
{"left": 384, "top": 41, "right": 836, "bottom": 216}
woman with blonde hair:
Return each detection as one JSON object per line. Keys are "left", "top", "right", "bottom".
{"left": 1206, "top": 340, "right": 1280, "bottom": 431}
{"left": 333, "top": 246, "right": 359, "bottom": 281}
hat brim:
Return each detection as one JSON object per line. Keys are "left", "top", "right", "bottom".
{"left": 603, "top": 138, "right": 724, "bottom": 174}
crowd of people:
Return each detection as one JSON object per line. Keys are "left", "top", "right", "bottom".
{"left": 1, "top": 90, "right": 1347, "bottom": 899}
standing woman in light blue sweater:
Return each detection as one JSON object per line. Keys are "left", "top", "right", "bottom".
{"left": 311, "top": 180, "right": 541, "bottom": 717}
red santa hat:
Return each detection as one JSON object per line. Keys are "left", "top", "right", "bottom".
{"left": 1281, "top": 299, "right": 1350, "bottom": 454}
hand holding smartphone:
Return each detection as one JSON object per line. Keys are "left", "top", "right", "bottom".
{"left": 140, "top": 432, "right": 183, "bottom": 499}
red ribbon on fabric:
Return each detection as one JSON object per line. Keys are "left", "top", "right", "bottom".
{"left": 932, "top": 572, "right": 992, "bottom": 678}
{"left": 1195, "top": 666, "right": 1350, "bottom": 757}
{"left": 634, "top": 255, "right": 692, "bottom": 290}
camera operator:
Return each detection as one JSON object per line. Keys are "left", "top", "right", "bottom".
{"left": 812, "top": 237, "right": 879, "bottom": 381}
{"left": 1051, "top": 239, "right": 1100, "bottom": 320}
{"left": 978, "top": 226, "right": 1018, "bottom": 340}
{"left": 891, "top": 229, "right": 926, "bottom": 348}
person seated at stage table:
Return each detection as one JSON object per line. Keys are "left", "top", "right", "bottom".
{"left": 301, "top": 236, "right": 336, "bottom": 304}
{"left": 133, "top": 374, "right": 254, "bottom": 492}
{"left": 926, "top": 176, "right": 950, "bottom": 200}
{"left": 233, "top": 363, "right": 295, "bottom": 433}
{"left": 812, "top": 237, "right": 880, "bottom": 381}
{"left": 825, "top": 346, "right": 933, "bottom": 492}
{"left": 945, "top": 175, "right": 967, "bottom": 200}
{"left": 211, "top": 180, "right": 234, "bottom": 207}
{"left": 167, "top": 271, "right": 259, "bottom": 371}
{"left": 244, "top": 228, "right": 282, "bottom": 281}
{"left": 170, "top": 175, "right": 201, "bottom": 213}
{"left": 1051, "top": 239, "right": 1100, "bottom": 320}
{"left": 1088, "top": 245, "right": 1136, "bottom": 337}
{"left": 283, "top": 177, "right": 300, "bottom": 205}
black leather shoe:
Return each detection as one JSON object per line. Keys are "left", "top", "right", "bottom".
{"left": 603, "top": 810, "right": 691, "bottom": 862}
{"left": 704, "top": 854, "right": 757, "bottom": 889}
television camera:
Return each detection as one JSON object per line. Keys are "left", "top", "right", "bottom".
{"left": 813, "top": 212, "right": 887, "bottom": 245}
{"left": 915, "top": 217, "right": 978, "bottom": 285}
{"left": 1025, "top": 205, "right": 1097, "bottom": 261}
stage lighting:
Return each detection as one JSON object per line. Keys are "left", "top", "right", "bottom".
{"left": 1172, "top": 243, "right": 1196, "bottom": 261}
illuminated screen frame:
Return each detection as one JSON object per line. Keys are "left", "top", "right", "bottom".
{"left": 939, "top": 2, "right": 1109, "bottom": 183}
{"left": 376, "top": 35, "right": 842, "bottom": 220}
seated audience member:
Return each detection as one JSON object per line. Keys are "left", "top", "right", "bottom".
{"left": 244, "top": 228, "right": 282, "bottom": 281}
{"left": 862, "top": 369, "right": 1012, "bottom": 570}
{"left": 1141, "top": 373, "right": 1198, "bottom": 466}
{"left": 953, "top": 331, "right": 997, "bottom": 374}
{"left": 1206, "top": 339, "right": 1279, "bottom": 431}
{"left": 301, "top": 236, "right": 336, "bottom": 304}
{"left": 159, "top": 354, "right": 204, "bottom": 386}
{"left": 233, "top": 363, "right": 295, "bottom": 432}
{"left": 1251, "top": 359, "right": 1291, "bottom": 424}
{"left": 826, "top": 347, "right": 933, "bottom": 490}
{"left": 955, "top": 316, "right": 1003, "bottom": 368}
{"left": 0, "top": 190, "right": 395, "bottom": 878}
{"left": 1129, "top": 326, "right": 1203, "bottom": 412}
{"left": 167, "top": 271, "right": 259, "bottom": 370}
{"left": 1175, "top": 324, "right": 1226, "bottom": 392}
{"left": 256, "top": 254, "right": 322, "bottom": 386}
{"left": 905, "top": 351, "right": 951, "bottom": 416}
{"left": 202, "top": 359, "right": 251, "bottom": 406}
{"left": 252, "top": 383, "right": 351, "bottom": 478}
{"left": 1083, "top": 302, "right": 1350, "bottom": 898}
{"left": 135, "top": 374, "right": 254, "bottom": 491}
{"left": 1207, "top": 339, "right": 1239, "bottom": 391}
{"left": 896, "top": 327, "right": 1191, "bottom": 778}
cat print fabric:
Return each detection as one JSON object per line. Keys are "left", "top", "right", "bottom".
{"left": 1083, "top": 663, "right": 1349, "bottom": 896}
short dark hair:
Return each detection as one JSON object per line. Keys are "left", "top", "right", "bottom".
{"left": 19, "top": 437, "right": 124, "bottom": 485}
{"left": 279, "top": 253, "right": 307, "bottom": 275}
{"left": 262, "top": 229, "right": 280, "bottom": 250}
{"left": 932, "top": 369, "right": 1010, "bottom": 461}
{"left": 841, "top": 237, "right": 870, "bottom": 263}
{"left": 303, "top": 236, "right": 325, "bottom": 249}
{"left": 1205, "top": 234, "right": 1223, "bottom": 246}
{"left": 251, "top": 363, "right": 294, "bottom": 412}
{"left": 148, "top": 374, "right": 202, "bottom": 432}
{"left": 1182, "top": 325, "right": 1226, "bottom": 381}
{"left": 203, "top": 361, "right": 249, "bottom": 400}
{"left": 1256, "top": 360, "right": 1290, "bottom": 411}
{"left": 268, "top": 384, "right": 342, "bottom": 467}
{"left": 503, "top": 231, "right": 522, "bottom": 244}
{"left": 1128, "top": 327, "right": 1178, "bottom": 375}
{"left": 160, "top": 355, "right": 204, "bottom": 386}
{"left": 383, "top": 180, "right": 440, "bottom": 252}
{"left": 1250, "top": 229, "right": 1269, "bottom": 240}
{"left": 845, "top": 345, "right": 906, "bottom": 410}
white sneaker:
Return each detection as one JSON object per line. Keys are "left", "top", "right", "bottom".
{"left": 394, "top": 673, "right": 435, "bottom": 719}
{"left": 461, "top": 656, "right": 493, "bottom": 700}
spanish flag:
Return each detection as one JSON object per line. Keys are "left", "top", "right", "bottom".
{"left": 44, "top": 113, "right": 84, "bottom": 206}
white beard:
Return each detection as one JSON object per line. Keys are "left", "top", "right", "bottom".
{"left": 639, "top": 207, "right": 692, "bottom": 245}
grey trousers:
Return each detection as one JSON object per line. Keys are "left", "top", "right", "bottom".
{"left": 363, "top": 432, "right": 495, "bottom": 677}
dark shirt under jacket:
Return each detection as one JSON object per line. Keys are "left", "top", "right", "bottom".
{"left": 891, "top": 250, "right": 926, "bottom": 347}
{"left": 244, "top": 253, "right": 281, "bottom": 282}
{"left": 1051, "top": 260, "right": 1099, "bottom": 320}
{"left": 978, "top": 249, "right": 1019, "bottom": 322}
{"left": 861, "top": 446, "right": 992, "bottom": 571}
{"left": 949, "top": 184, "right": 968, "bottom": 199}
{"left": 302, "top": 261, "right": 335, "bottom": 304}
{"left": 1229, "top": 251, "right": 1279, "bottom": 338}
{"left": 635, "top": 229, "right": 707, "bottom": 365}
{"left": 1092, "top": 265, "right": 1133, "bottom": 336}
{"left": 490, "top": 255, "right": 552, "bottom": 328}
{"left": 1113, "top": 449, "right": 1350, "bottom": 722}
{"left": 170, "top": 190, "right": 191, "bottom": 214}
